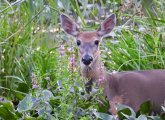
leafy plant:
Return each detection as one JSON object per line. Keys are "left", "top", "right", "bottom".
{"left": 0, "top": 0, "right": 165, "bottom": 119}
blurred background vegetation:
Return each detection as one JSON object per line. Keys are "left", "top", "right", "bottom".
{"left": 0, "top": 0, "right": 165, "bottom": 119}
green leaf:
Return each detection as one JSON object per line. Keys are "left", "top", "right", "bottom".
{"left": 17, "top": 94, "right": 33, "bottom": 112}
{"left": 97, "top": 97, "right": 110, "bottom": 113}
{"left": 24, "top": 116, "right": 37, "bottom": 120}
{"left": 17, "top": 83, "right": 29, "bottom": 93}
{"left": 49, "top": 96, "right": 61, "bottom": 106}
{"left": 13, "top": 90, "right": 26, "bottom": 100}
{"left": 116, "top": 104, "right": 136, "bottom": 119}
{"left": 137, "top": 115, "right": 147, "bottom": 120}
{"left": 0, "top": 106, "right": 17, "bottom": 120}
{"left": 162, "top": 106, "right": 165, "bottom": 112}
{"left": 148, "top": 116, "right": 161, "bottom": 120}
{"left": 161, "top": 113, "right": 165, "bottom": 120}
{"left": 42, "top": 90, "right": 53, "bottom": 101}
{"left": 93, "top": 111, "right": 115, "bottom": 120}
{"left": 140, "top": 101, "right": 151, "bottom": 114}
{"left": 0, "top": 99, "right": 15, "bottom": 112}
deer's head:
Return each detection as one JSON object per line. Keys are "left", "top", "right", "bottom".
{"left": 60, "top": 14, "right": 116, "bottom": 67}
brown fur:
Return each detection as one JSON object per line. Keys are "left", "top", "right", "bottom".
{"left": 104, "top": 70, "right": 165, "bottom": 114}
{"left": 60, "top": 14, "right": 165, "bottom": 114}
{"left": 77, "top": 32, "right": 100, "bottom": 42}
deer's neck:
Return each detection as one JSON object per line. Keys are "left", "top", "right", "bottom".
{"left": 80, "top": 56, "right": 106, "bottom": 85}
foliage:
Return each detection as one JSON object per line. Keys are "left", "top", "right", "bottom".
{"left": 0, "top": 0, "right": 165, "bottom": 119}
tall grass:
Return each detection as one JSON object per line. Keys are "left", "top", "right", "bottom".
{"left": 0, "top": 0, "right": 165, "bottom": 119}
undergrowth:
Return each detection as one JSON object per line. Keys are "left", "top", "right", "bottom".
{"left": 0, "top": 0, "right": 165, "bottom": 119}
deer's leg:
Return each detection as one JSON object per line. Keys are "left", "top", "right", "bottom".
{"left": 108, "top": 96, "right": 124, "bottom": 115}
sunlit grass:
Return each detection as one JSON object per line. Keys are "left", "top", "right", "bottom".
{"left": 0, "top": 0, "right": 165, "bottom": 119}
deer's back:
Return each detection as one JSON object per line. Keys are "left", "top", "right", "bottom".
{"left": 104, "top": 70, "right": 165, "bottom": 113}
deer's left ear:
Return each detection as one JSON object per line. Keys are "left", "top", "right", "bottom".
{"left": 97, "top": 14, "right": 116, "bottom": 37}
{"left": 60, "top": 14, "right": 80, "bottom": 37}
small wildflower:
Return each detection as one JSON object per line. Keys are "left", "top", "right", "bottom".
{"left": 45, "top": 77, "right": 50, "bottom": 81}
{"left": 31, "top": 73, "right": 39, "bottom": 89}
{"left": 67, "top": 47, "right": 72, "bottom": 52}
{"left": 58, "top": 45, "right": 65, "bottom": 56}
{"left": 98, "top": 76, "right": 105, "bottom": 85}
{"left": 0, "top": 97, "right": 4, "bottom": 102}
{"left": 45, "top": 101, "right": 49, "bottom": 105}
{"left": 98, "top": 100, "right": 104, "bottom": 107}
{"left": 69, "top": 54, "right": 75, "bottom": 72}
{"left": 32, "top": 84, "right": 39, "bottom": 89}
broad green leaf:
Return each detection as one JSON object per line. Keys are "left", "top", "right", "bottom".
{"left": 137, "top": 115, "right": 147, "bottom": 120}
{"left": 140, "top": 101, "right": 151, "bottom": 114}
{"left": 162, "top": 106, "right": 165, "bottom": 112}
{"left": 93, "top": 111, "right": 115, "bottom": 120}
{"left": 121, "top": 113, "right": 135, "bottom": 120}
{"left": 47, "top": 113, "right": 56, "bottom": 120}
{"left": 17, "top": 83, "right": 29, "bottom": 93}
{"left": 116, "top": 104, "right": 136, "bottom": 119}
{"left": 0, "top": 106, "right": 17, "bottom": 120}
{"left": 24, "top": 116, "right": 37, "bottom": 120}
{"left": 148, "top": 116, "right": 161, "bottom": 120}
{"left": 0, "top": 99, "right": 15, "bottom": 112}
{"left": 97, "top": 97, "right": 109, "bottom": 113}
{"left": 17, "top": 94, "right": 33, "bottom": 112}
{"left": 42, "top": 90, "right": 53, "bottom": 101}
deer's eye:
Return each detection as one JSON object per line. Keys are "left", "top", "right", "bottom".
{"left": 76, "top": 40, "right": 81, "bottom": 46}
{"left": 94, "top": 40, "right": 99, "bottom": 45}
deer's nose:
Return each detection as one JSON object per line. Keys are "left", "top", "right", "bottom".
{"left": 82, "top": 55, "right": 93, "bottom": 66}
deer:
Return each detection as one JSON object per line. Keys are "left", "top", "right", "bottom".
{"left": 60, "top": 14, "right": 165, "bottom": 115}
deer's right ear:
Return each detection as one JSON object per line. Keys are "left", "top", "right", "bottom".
{"left": 60, "top": 14, "right": 80, "bottom": 37}
{"left": 97, "top": 14, "right": 116, "bottom": 37}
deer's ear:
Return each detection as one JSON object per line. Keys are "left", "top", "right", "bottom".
{"left": 97, "top": 14, "right": 116, "bottom": 37}
{"left": 60, "top": 14, "right": 80, "bottom": 37}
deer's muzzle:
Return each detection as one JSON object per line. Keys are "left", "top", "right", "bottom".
{"left": 82, "top": 54, "right": 93, "bottom": 66}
